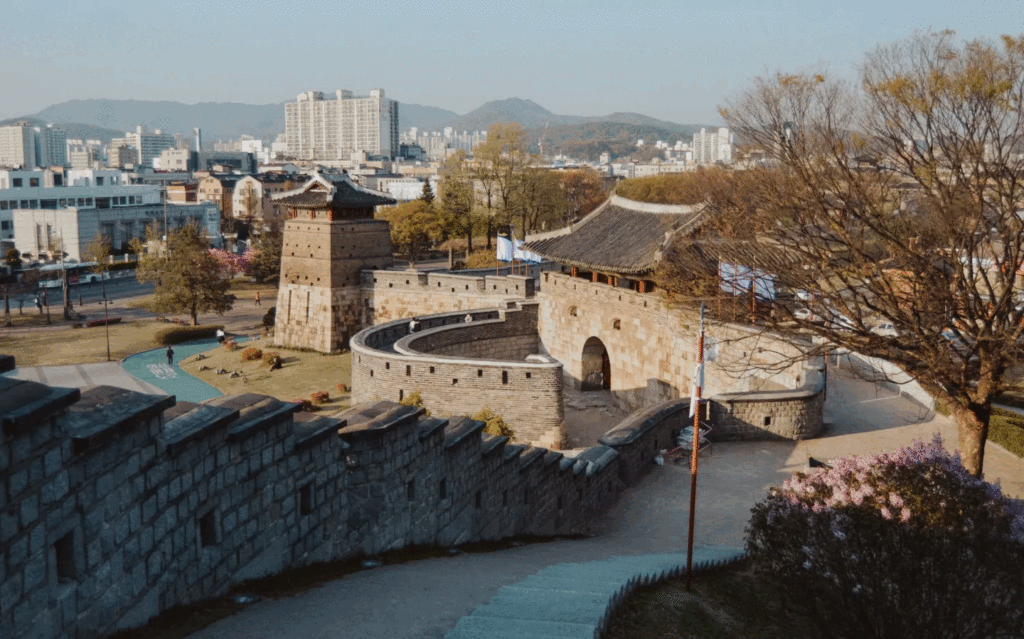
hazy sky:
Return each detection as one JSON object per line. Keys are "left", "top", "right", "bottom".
{"left": 2, "top": 0, "right": 1021, "bottom": 125}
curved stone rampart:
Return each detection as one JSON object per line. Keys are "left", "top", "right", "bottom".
{"left": 361, "top": 271, "right": 536, "bottom": 326}
{"left": 351, "top": 303, "right": 566, "bottom": 448}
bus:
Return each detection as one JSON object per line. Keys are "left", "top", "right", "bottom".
{"left": 35, "top": 262, "right": 111, "bottom": 288}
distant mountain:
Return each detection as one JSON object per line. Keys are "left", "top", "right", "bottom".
{"left": 0, "top": 116, "right": 124, "bottom": 144}
{"left": 399, "top": 103, "right": 460, "bottom": 131}
{"left": 11, "top": 96, "right": 713, "bottom": 156}
{"left": 26, "top": 99, "right": 286, "bottom": 144}
{"left": 450, "top": 97, "right": 585, "bottom": 132}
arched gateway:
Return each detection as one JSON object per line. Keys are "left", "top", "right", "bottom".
{"left": 581, "top": 336, "right": 611, "bottom": 391}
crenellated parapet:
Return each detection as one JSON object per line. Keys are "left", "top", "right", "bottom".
{"left": 1, "top": 354, "right": 698, "bottom": 639}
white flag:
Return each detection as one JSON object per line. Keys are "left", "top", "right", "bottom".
{"left": 689, "top": 361, "right": 703, "bottom": 418}
{"left": 496, "top": 235, "right": 513, "bottom": 262}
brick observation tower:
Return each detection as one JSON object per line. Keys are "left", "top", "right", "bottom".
{"left": 272, "top": 171, "right": 395, "bottom": 352}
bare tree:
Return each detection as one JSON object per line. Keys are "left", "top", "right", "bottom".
{"left": 664, "top": 31, "right": 1024, "bottom": 476}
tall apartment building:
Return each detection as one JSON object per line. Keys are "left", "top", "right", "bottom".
{"left": 692, "top": 127, "right": 734, "bottom": 165}
{"left": 0, "top": 123, "right": 38, "bottom": 169}
{"left": 35, "top": 125, "right": 67, "bottom": 167}
{"left": 121, "top": 125, "right": 177, "bottom": 168}
{"left": 285, "top": 90, "right": 399, "bottom": 160}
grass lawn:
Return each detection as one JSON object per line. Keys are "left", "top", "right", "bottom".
{"left": 128, "top": 281, "right": 278, "bottom": 311}
{"left": 1, "top": 319, "right": 171, "bottom": 367}
{"left": 179, "top": 342, "right": 352, "bottom": 413}
{"left": 604, "top": 562, "right": 816, "bottom": 639}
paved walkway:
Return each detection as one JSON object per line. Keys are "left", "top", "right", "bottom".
{"left": 186, "top": 368, "right": 1024, "bottom": 639}
{"left": 4, "top": 337, "right": 250, "bottom": 403}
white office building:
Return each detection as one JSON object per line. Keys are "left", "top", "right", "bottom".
{"left": 12, "top": 202, "right": 219, "bottom": 262}
{"left": 285, "top": 90, "right": 400, "bottom": 160}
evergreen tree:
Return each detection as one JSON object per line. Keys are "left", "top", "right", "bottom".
{"left": 132, "top": 221, "right": 233, "bottom": 325}
{"left": 420, "top": 179, "right": 434, "bottom": 205}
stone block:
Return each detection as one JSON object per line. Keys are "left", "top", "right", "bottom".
{"left": 22, "top": 551, "right": 46, "bottom": 591}
{"left": 19, "top": 495, "right": 38, "bottom": 527}
{"left": 43, "top": 447, "right": 62, "bottom": 478}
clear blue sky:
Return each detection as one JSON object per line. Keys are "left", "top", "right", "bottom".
{"left": 2, "top": 0, "right": 1020, "bottom": 125}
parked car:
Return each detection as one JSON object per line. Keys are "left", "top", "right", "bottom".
{"left": 794, "top": 308, "right": 823, "bottom": 323}
{"left": 870, "top": 322, "right": 899, "bottom": 337}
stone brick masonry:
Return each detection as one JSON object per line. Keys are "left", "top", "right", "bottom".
{"left": 4, "top": 359, "right": 705, "bottom": 639}
{"left": 351, "top": 303, "right": 566, "bottom": 449}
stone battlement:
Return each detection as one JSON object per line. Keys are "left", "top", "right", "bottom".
{"left": 0, "top": 354, "right": 702, "bottom": 639}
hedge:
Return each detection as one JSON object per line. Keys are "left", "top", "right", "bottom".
{"left": 86, "top": 317, "right": 121, "bottom": 327}
{"left": 153, "top": 324, "right": 225, "bottom": 346}
{"left": 107, "top": 261, "right": 139, "bottom": 273}
{"left": 990, "top": 408, "right": 1024, "bottom": 459}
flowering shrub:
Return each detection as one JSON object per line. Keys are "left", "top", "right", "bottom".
{"left": 337, "top": 383, "right": 350, "bottom": 393}
{"left": 310, "top": 390, "right": 330, "bottom": 404}
{"left": 221, "top": 338, "right": 239, "bottom": 352}
{"left": 293, "top": 398, "right": 314, "bottom": 412}
{"left": 208, "top": 248, "right": 254, "bottom": 278}
{"left": 747, "top": 435, "right": 1024, "bottom": 639}
{"left": 240, "top": 347, "right": 263, "bottom": 362}
{"left": 262, "top": 351, "right": 281, "bottom": 367}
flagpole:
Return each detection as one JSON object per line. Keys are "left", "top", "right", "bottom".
{"left": 685, "top": 302, "right": 705, "bottom": 590}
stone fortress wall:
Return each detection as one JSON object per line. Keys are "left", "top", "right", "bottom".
{"left": 0, "top": 357, "right": 693, "bottom": 639}
{"left": 350, "top": 302, "right": 566, "bottom": 449}
{"left": 536, "top": 271, "right": 824, "bottom": 438}
{"left": 357, "top": 268, "right": 824, "bottom": 443}
{"left": 360, "top": 270, "right": 537, "bottom": 326}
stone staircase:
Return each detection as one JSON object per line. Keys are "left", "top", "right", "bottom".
{"left": 445, "top": 546, "right": 745, "bottom": 639}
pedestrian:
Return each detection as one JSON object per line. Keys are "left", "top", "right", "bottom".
{"left": 408, "top": 316, "right": 419, "bottom": 333}
{"left": 464, "top": 313, "right": 472, "bottom": 323}
{"left": 216, "top": 328, "right": 225, "bottom": 343}
{"left": 255, "top": 291, "right": 261, "bottom": 306}
{"left": 166, "top": 346, "right": 174, "bottom": 366}
{"left": 35, "top": 295, "right": 42, "bottom": 313}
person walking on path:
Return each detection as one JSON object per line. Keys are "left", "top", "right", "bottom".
{"left": 255, "top": 291, "right": 261, "bottom": 306}
{"left": 166, "top": 346, "right": 174, "bottom": 366}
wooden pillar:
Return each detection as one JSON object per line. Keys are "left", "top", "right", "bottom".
{"left": 571, "top": 267, "right": 578, "bottom": 278}
{"left": 592, "top": 271, "right": 598, "bottom": 283}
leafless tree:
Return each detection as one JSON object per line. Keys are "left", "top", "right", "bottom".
{"left": 662, "top": 30, "right": 1024, "bottom": 476}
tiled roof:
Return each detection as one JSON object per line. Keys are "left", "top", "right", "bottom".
{"left": 275, "top": 177, "right": 396, "bottom": 209}
{"left": 523, "top": 197, "right": 707, "bottom": 276}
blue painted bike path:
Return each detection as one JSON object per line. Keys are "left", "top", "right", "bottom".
{"left": 121, "top": 337, "right": 249, "bottom": 403}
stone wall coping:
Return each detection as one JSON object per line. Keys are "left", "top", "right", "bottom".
{"left": 503, "top": 443, "right": 526, "bottom": 462}
{"left": 559, "top": 456, "right": 576, "bottom": 471}
{"left": 542, "top": 450, "right": 564, "bottom": 467}
{"left": 417, "top": 417, "right": 449, "bottom": 440}
{"left": 292, "top": 413, "right": 346, "bottom": 449}
{"left": 64, "top": 386, "right": 175, "bottom": 443}
{"left": 163, "top": 403, "right": 240, "bottom": 452}
{"left": 337, "top": 401, "right": 425, "bottom": 437}
{"left": 573, "top": 446, "right": 620, "bottom": 477}
{"left": 354, "top": 308, "right": 563, "bottom": 371}
{"left": 0, "top": 377, "right": 81, "bottom": 434}
{"left": 518, "top": 446, "right": 546, "bottom": 471}
{"left": 712, "top": 385, "right": 822, "bottom": 403}
{"left": 443, "top": 416, "right": 486, "bottom": 450}
{"left": 0, "top": 354, "right": 15, "bottom": 373}
{"left": 599, "top": 398, "right": 690, "bottom": 448}
{"left": 480, "top": 433, "right": 509, "bottom": 456}
{"left": 204, "top": 394, "right": 300, "bottom": 441}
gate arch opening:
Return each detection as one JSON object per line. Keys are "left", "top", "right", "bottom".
{"left": 581, "top": 336, "right": 611, "bottom": 391}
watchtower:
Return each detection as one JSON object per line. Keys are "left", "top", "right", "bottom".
{"left": 273, "top": 172, "right": 395, "bottom": 352}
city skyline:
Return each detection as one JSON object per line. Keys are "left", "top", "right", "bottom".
{"left": 2, "top": 1, "right": 1022, "bottom": 125}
